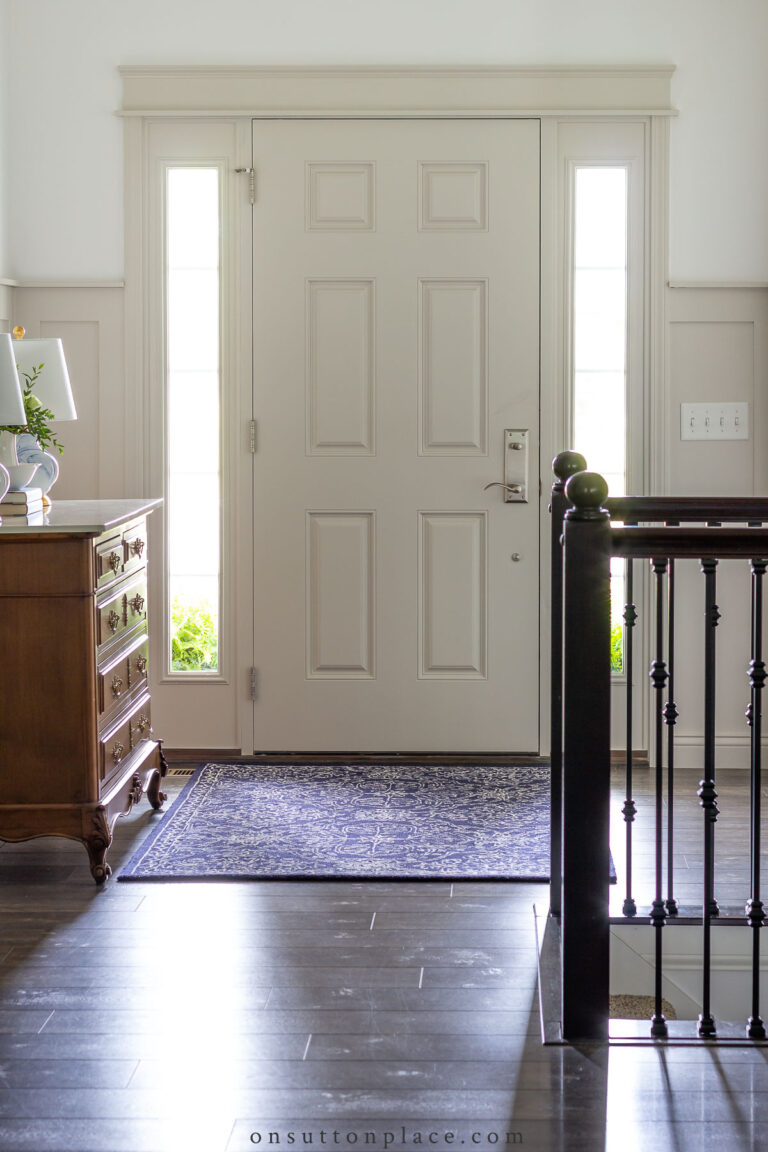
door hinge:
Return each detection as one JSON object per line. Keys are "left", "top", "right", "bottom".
{"left": 249, "top": 667, "right": 258, "bottom": 700}
{"left": 235, "top": 167, "right": 256, "bottom": 205}
{"left": 248, "top": 419, "right": 257, "bottom": 453}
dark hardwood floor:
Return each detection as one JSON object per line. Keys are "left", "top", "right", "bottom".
{"left": 0, "top": 765, "right": 766, "bottom": 1151}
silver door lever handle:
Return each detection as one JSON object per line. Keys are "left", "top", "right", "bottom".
{"left": 484, "top": 482, "right": 523, "bottom": 495}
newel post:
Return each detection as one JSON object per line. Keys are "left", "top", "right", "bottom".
{"left": 561, "top": 471, "right": 612, "bottom": 1041}
{"left": 549, "top": 451, "right": 587, "bottom": 917}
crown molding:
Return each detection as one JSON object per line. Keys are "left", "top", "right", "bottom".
{"left": 118, "top": 64, "right": 676, "bottom": 118}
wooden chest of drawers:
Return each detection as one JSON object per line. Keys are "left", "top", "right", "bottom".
{"left": 0, "top": 498, "right": 165, "bottom": 882}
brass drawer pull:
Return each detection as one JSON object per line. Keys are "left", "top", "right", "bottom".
{"left": 129, "top": 594, "right": 145, "bottom": 615}
{"left": 131, "top": 714, "right": 151, "bottom": 743}
{"left": 108, "top": 551, "right": 121, "bottom": 574}
{"left": 107, "top": 610, "right": 120, "bottom": 633}
{"left": 112, "top": 741, "right": 125, "bottom": 764}
{"left": 130, "top": 538, "right": 145, "bottom": 558}
{"left": 135, "top": 654, "right": 148, "bottom": 675}
{"left": 111, "top": 675, "right": 124, "bottom": 698}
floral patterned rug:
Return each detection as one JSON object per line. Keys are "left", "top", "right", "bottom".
{"left": 118, "top": 761, "right": 561, "bottom": 881}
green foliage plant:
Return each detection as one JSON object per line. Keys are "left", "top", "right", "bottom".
{"left": 1, "top": 363, "right": 65, "bottom": 454}
{"left": 171, "top": 598, "right": 218, "bottom": 672}
{"left": 610, "top": 623, "right": 623, "bottom": 675}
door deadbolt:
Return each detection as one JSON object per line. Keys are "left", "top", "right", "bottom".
{"left": 484, "top": 430, "right": 529, "bottom": 502}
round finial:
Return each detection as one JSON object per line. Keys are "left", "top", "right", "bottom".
{"left": 12, "top": 325, "right": 25, "bottom": 341}
{"left": 552, "top": 450, "right": 587, "bottom": 483}
{"left": 564, "top": 470, "right": 609, "bottom": 514}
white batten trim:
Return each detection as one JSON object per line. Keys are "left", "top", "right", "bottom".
{"left": 14, "top": 280, "right": 126, "bottom": 289}
{"left": 669, "top": 281, "right": 768, "bottom": 290}
{"left": 118, "top": 64, "right": 676, "bottom": 118}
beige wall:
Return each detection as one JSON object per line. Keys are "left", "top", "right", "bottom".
{"left": 10, "top": 287, "right": 127, "bottom": 498}
{"left": 664, "top": 286, "right": 768, "bottom": 768}
{"left": 668, "top": 287, "right": 768, "bottom": 497}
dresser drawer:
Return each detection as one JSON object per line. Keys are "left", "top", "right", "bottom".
{"left": 96, "top": 573, "right": 148, "bottom": 651}
{"left": 122, "top": 523, "right": 148, "bottom": 580}
{"left": 99, "top": 693, "right": 153, "bottom": 787}
{"left": 94, "top": 518, "right": 148, "bottom": 589}
{"left": 95, "top": 535, "right": 124, "bottom": 589}
{"left": 97, "top": 629, "right": 149, "bottom": 724}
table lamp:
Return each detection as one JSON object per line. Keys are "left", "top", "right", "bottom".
{"left": 9, "top": 329, "right": 77, "bottom": 500}
{"left": 0, "top": 333, "right": 28, "bottom": 499}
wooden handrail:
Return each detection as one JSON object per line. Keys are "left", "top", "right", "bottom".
{"left": 611, "top": 525, "right": 768, "bottom": 559}
{"left": 606, "top": 495, "right": 768, "bottom": 523}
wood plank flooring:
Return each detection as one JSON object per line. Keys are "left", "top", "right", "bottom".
{"left": 610, "top": 765, "right": 768, "bottom": 914}
{"left": 0, "top": 766, "right": 766, "bottom": 1151}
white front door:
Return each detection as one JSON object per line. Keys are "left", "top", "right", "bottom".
{"left": 252, "top": 118, "right": 540, "bottom": 751}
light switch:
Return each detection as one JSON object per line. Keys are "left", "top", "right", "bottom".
{"left": 680, "top": 402, "right": 749, "bottom": 441}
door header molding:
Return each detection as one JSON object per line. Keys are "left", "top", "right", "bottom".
{"left": 118, "top": 64, "right": 676, "bottom": 118}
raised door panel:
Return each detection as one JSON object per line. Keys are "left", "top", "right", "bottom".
{"left": 419, "top": 512, "right": 487, "bottom": 679}
{"left": 307, "top": 280, "right": 375, "bottom": 455}
{"left": 419, "top": 279, "right": 488, "bottom": 455}
{"left": 307, "top": 512, "right": 375, "bottom": 678}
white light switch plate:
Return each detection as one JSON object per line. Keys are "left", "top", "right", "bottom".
{"left": 680, "top": 402, "right": 749, "bottom": 441}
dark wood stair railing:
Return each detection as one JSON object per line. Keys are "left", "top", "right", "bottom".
{"left": 549, "top": 454, "right": 768, "bottom": 1042}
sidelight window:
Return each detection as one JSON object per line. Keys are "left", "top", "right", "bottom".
{"left": 571, "top": 166, "right": 629, "bottom": 673}
{"left": 165, "top": 167, "right": 221, "bottom": 673}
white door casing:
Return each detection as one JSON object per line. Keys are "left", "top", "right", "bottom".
{"left": 124, "top": 69, "right": 672, "bottom": 754}
{"left": 252, "top": 118, "right": 540, "bottom": 751}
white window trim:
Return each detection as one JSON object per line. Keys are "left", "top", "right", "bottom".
{"left": 542, "top": 117, "right": 670, "bottom": 755}
{"left": 125, "top": 118, "right": 253, "bottom": 751}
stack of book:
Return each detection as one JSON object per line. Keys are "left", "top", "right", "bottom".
{"left": 0, "top": 487, "right": 44, "bottom": 519}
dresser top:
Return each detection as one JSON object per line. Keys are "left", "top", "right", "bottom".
{"left": 0, "top": 498, "right": 163, "bottom": 536}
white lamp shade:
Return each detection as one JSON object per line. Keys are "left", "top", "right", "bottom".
{"left": 0, "top": 333, "right": 26, "bottom": 424}
{"left": 13, "top": 337, "right": 77, "bottom": 421}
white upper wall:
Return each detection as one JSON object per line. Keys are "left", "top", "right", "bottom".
{"left": 5, "top": 0, "right": 768, "bottom": 281}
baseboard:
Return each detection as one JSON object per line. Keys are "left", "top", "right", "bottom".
{"left": 672, "top": 734, "right": 764, "bottom": 772}
{"left": 162, "top": 749, "right": 551, "bottom": 766}
{"left": 611, "top": 750, "right": 649, "bottom": 767}
{"left": 163, "top": 748, "right": 243, "bottom": 764}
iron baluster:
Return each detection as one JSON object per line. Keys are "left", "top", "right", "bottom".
{"left": 698, "top": 556, "right": 720, "bottom": 1038}
{"left": 622, "top": 557, "right": 637, "bottom": 917}
{"left": 665, "top": 553, "right": 679, "bottom": 916}
{"left": 746, "top": 557, "right": 767, "bottom": 1040}
{"left": 649, "top": 557, "right": 669, "bottom": 1039}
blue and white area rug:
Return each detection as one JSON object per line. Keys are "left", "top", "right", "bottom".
{"left": 119, "top": 761, "right": 570, "bottom": 882}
